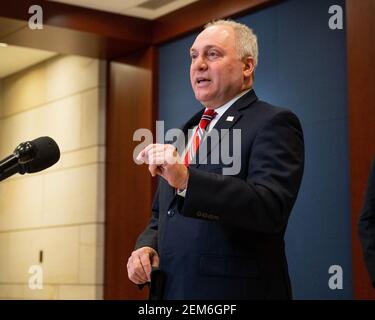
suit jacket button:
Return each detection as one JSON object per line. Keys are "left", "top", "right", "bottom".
{"left": 167, "top": 209, "right": 175, "bottom": 217}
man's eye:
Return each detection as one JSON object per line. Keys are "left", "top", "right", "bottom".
{"left": 208, "top": 51, "right": 219, "bottom": 58}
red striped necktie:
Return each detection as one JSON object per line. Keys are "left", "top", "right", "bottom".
{"left": 184, "top": 109, "right": 217, "bottom": 166}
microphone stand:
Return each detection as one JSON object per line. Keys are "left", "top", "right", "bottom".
{"left": 0, "top": 155, "right": 26, "bottom": 182}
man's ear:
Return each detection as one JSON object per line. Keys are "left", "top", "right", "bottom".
{"left": 243, "top": 56, "right": 255, "bottom": 78}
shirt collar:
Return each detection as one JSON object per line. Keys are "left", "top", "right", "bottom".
{"left": 204, "top": 89, "right": 251, "bottom": 119}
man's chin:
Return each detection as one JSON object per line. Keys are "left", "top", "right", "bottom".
{"left": 194, "top": 93, "right": 213, "bottom": 106}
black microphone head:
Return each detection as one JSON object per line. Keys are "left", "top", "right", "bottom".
{"left": 23, "top": 137, "right": 60, "bottom": 173}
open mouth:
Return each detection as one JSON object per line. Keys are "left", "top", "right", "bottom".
{"left": 196, "top": 77, "right": 211, "bottom": 84}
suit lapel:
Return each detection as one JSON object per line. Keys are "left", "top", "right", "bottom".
{"left": 166, "top": 90, "right": 258, "bottom": 209}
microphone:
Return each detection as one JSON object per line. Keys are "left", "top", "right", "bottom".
{"left": 0, "top": 137, "right": 60, "bottom": 182}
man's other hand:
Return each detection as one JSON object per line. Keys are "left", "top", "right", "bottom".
{"left": 127, "top": 246, "right": 160, "bottom": 284}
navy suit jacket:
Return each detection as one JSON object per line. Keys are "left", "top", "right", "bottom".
{"left": 136, "top": 89, "right": 305, "bottom": 299}
{"left": 358, "top": 156, "right": 375, "bottom": 287}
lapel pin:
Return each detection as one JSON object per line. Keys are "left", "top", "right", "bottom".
{"left": 226, "top": 116, "right": 234, "bottom": 122}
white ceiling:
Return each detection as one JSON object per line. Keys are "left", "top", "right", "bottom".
{"left": 48, "top": 0, "right": 199, "bottom": 20}
{"left": 0, "top": 45, "right": 57, "bottom": 79}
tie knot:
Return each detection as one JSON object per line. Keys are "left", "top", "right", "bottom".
{"left": 203, "top": 108, "right": 217, "bottom": 119}
{"left": 199, "top": 109, "right": 217, "bottom": 130}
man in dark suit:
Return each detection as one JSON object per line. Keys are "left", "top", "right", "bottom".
{"left": 127, "top": 20, "right": 305, "bottom": 299}
{"left": 358, "top": 156, "right": 375, "bottom": 288}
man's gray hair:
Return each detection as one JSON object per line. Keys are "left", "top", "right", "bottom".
{"left": 204, "top": 19, "right": 259, "bottom": 68}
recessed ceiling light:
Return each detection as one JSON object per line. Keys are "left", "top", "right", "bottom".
{"left": 0, "top": 43, "right": 8, "bottom": 47}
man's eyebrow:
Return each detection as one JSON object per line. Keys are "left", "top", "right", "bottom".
{"left": 190, "top": 45, "right": 219, "bottom": 54}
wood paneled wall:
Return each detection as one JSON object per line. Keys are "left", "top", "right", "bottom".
{"left": 104, "top": 47, "right": 158, "bottom": 299}
{"left": 347, "top": 0, "right": 375, "bottom": 300}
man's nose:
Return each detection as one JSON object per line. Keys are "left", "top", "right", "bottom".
{"left": 193, "top": 56, "right": 208, "bottom": 71}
